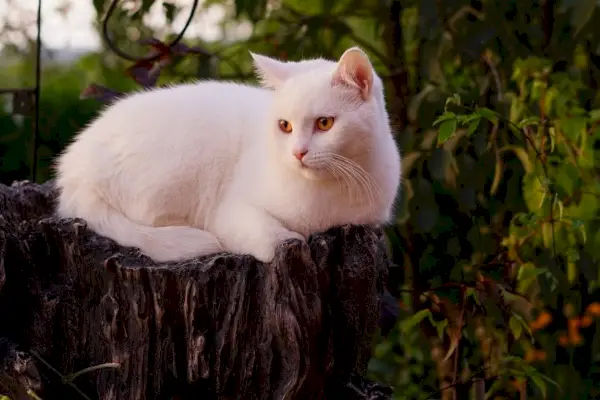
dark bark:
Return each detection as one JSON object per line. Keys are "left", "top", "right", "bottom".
{"left": 0, "top": 180, "right": 393, "bottom": 400}
{"left": 384, "top": 0, "right": 410, "bottom": 130}
{"left": 541, "top": 0, "right": 555, "bottom": 52}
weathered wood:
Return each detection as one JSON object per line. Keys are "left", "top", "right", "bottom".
{"left": 0, "top": 180, "right": 393, "bottom": 400}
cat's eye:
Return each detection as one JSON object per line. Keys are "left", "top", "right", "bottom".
{"left": 316, "top": 117, "right": 335, "bottom": 131}
{"left": 278, "top": 119, "right": 293, "bottom": 133}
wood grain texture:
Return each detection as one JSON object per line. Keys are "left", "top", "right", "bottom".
{"left": 0, "top": 180, "right": 392, "bottom": 400}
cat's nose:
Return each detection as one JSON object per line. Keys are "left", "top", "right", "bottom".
{"left": 293, "top": 149, "right": 308, "bottom": 161}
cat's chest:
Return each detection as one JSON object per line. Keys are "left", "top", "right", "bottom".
{"left": 264, "top": 185, "right": 378, "bottom": 236}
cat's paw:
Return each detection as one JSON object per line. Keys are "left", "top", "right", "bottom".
{"left": 139, "top": 226, "right": 223, "bottom": 263}
{"left": 276, "top": 230, "right": 306, "bottom": 244}
{"left": 252, "top": 231, "right": 305, "bottom": 263}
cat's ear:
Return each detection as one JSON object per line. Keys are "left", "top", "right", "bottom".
{"left": 250, "top": 52, "right": 292, "bottom": 89}
{"left": 332, "top": 47, "right": 374, "bottom": 101}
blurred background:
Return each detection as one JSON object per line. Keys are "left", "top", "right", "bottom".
{"left": 1, "top": 0, "right": 600, "bottom": 398}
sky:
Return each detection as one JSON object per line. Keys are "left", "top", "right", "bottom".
{"left": 0, "top": 0, "right": 226, "bottom": 51}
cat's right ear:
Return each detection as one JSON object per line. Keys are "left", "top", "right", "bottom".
{"left": 250, "top": 52, "right": 292, "bottom": 89}
{"left": 332, "top": 47, "right": 374, "bottom": 101}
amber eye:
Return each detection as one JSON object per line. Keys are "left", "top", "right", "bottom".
{"left": 278, "top": 119, "right": 293, "bottom": 133}
{"left": 316, "top": 117, "right": 335, "bottom": 131}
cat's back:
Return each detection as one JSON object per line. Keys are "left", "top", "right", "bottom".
{"left": 90, "top": 80, "right": 269, "bottom": 145}
{"left": 56, "top": 80, "right": 271, "bottom": 223}
{"left": 117, "top": 80, "right": 269, "bottom": 117}
{"left": 59, "top": 80, "right": 270, "bottom": 174}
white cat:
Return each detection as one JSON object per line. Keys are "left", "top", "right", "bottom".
{"left": 54, "top": 47, "right": 401, "bottom": 263}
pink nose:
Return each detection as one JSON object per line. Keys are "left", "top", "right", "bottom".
{"left": 293, "top": 149, "right": 308, "bottom": 161}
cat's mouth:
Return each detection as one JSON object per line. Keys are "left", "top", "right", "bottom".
{"left": 295, "top": 156, "right": 329, "bottom": 175}
{"left": 298, "top": 159, "right": 327, "bottom": 172}
{"left": 296, "top": 161, "right": 329, "bottom": 180}
{"left": 296, "top": 158, "right": 310, "bottom": 169}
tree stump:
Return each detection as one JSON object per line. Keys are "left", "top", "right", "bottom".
{"left": 0, "top": 180, "right": 393, "bottom": 400}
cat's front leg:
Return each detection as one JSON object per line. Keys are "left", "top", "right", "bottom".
{"left": 212, "top": 203, "right": 305, "bottom": 263}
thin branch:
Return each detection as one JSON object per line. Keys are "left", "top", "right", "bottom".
{"left": 100, "top": 0, "right": 212, "bottom": 62}
{"left": 482, "top": 51, "right": 504, "bottom": 103}
{"left": 30, "top": 351, "right": 93, "bottom": 400}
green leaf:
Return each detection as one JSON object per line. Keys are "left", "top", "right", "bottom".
{"left": 445, "top": 93, "right": 461, "bottom": 109}
{"left": 565, "top": 192, "right": 598, "bottom": 220}
{"left": 531, "top": 79, "right": 548, "bottom": 101}
{"left": 541, "top": 222, "right": 554, "bottom": 249}
{"left": 578, "top": 145, "right": 595, "bottom": 169}
{"left": 536, "top": 370, "right": 560, "bottom": 387}
{"left": 437, "top": 119, "right": 457, "bottom": 144}
{"left": 525, "top": 367, "right": 560, "bottom": 397}
{"left": 518, "top": 116, "right": 541, "bottom": 128}
{"left": 477, "top": 107, "right": 499, "bottom": 124}
{"left": 374, "top": 339, "right": 393, "bottom": 359}
{"left": 549, "top": 126, "right": 556, "bottom": 152}
{"left": 500, "top": 146, "right": 533, "bottom": 173}
{"left": 555, "top": 163, "right": 577, "bottom": 196}
{"left": 466, "top": 287, "right": 481, "bottom": 305}
{"left": 589, "top": 109, "right": 600, "bottom": 122}
{"left": 517, "top": 263, "right": 545, "bottom": 294}
{"left": 553, "top": 194, "right": 564, "bottom": 220}
{"left": 509, "top": 315, "right": 523, "bottom": 339}
{"left": 467, "top": 117, "right": 480, "bottom": 136}
{"left": 432, "top": 111, "right": 456, "bottom": 127}
{"left": 431, "top": 318, "right": 448, "bottom": 339}
{"left": 512, "top": 311, "right": 533, "bottom": 338}
{"left": 567, "top": 260, "right": 577, "bottom": 283}
{"left": 523, "top": 173, "right": 547, "bottom": 216}
{"left": 560, "top": 116, "right": 587, "bottom": 141}
{"left": 490, "top": 157, "right": 504, "bottom": 195}
{"left": 27, "top": 390, "right": 42, "bottom": 400}
{"left": 531, "top": 374, "right": 547, "bottom": 398}
{"left": 401, "top": 309, "right": 432, "bottom": 332}
{"left": 162, "top": 2, "right": 178, "bottom": 24}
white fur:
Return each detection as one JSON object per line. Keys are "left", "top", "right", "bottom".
{"left": 54, "top": 47, "right": 401, "bottom": 263}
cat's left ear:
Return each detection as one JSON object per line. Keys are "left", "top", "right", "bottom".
{"left": 332, "top": 47, "right": 374, "bottom": 101}
{"left": 250, "top": 52, "right": 293, "bottom": 89}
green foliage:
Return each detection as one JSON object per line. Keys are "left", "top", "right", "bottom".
{"left": 4, "top": 0, "right": 600, "bottom": 399}
{"left": 419, "top": 8, "right": 600, "bottom": 396}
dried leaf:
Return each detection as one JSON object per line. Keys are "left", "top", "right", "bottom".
{"left": 443, "top": 326, "right": 461, "bottom": 362}
{"left": 503, "top": 146, "right": 533, "bottom": 173}
{"left": 170, "top": 41, "right": 213, "bottom": 57}
{"left": 490, "top": 156, "right": 503, "bottom": 195}
{"left": 126, "top": 59, "right": 167, "bottom": 88}
{"left": 80, "top": 84, "right": 124, "bottom": 103}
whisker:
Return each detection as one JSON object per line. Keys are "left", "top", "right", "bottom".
{"left": 329, "top": 154, "right": 380, "bottom": 212}
{"left": 329, "top": 158, "right": 376, "bottom": 213}
{"left": 327, "top": 159, "right": 362, "bottom": 203}
{"left": 331, "top": 154, "right": 383, "bottom": 196}
{"left": 309, "top": 152, "right": 381, "bottom": 214}
{"left": 312, "top": 153, "right": 361, "bottom": 203}
{"left": 321, "top": 163, "right": 345, "bottom": 193}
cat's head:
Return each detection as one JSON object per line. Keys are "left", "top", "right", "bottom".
{"left": 250, "top": 47, "right": 390, "bottom": 181}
